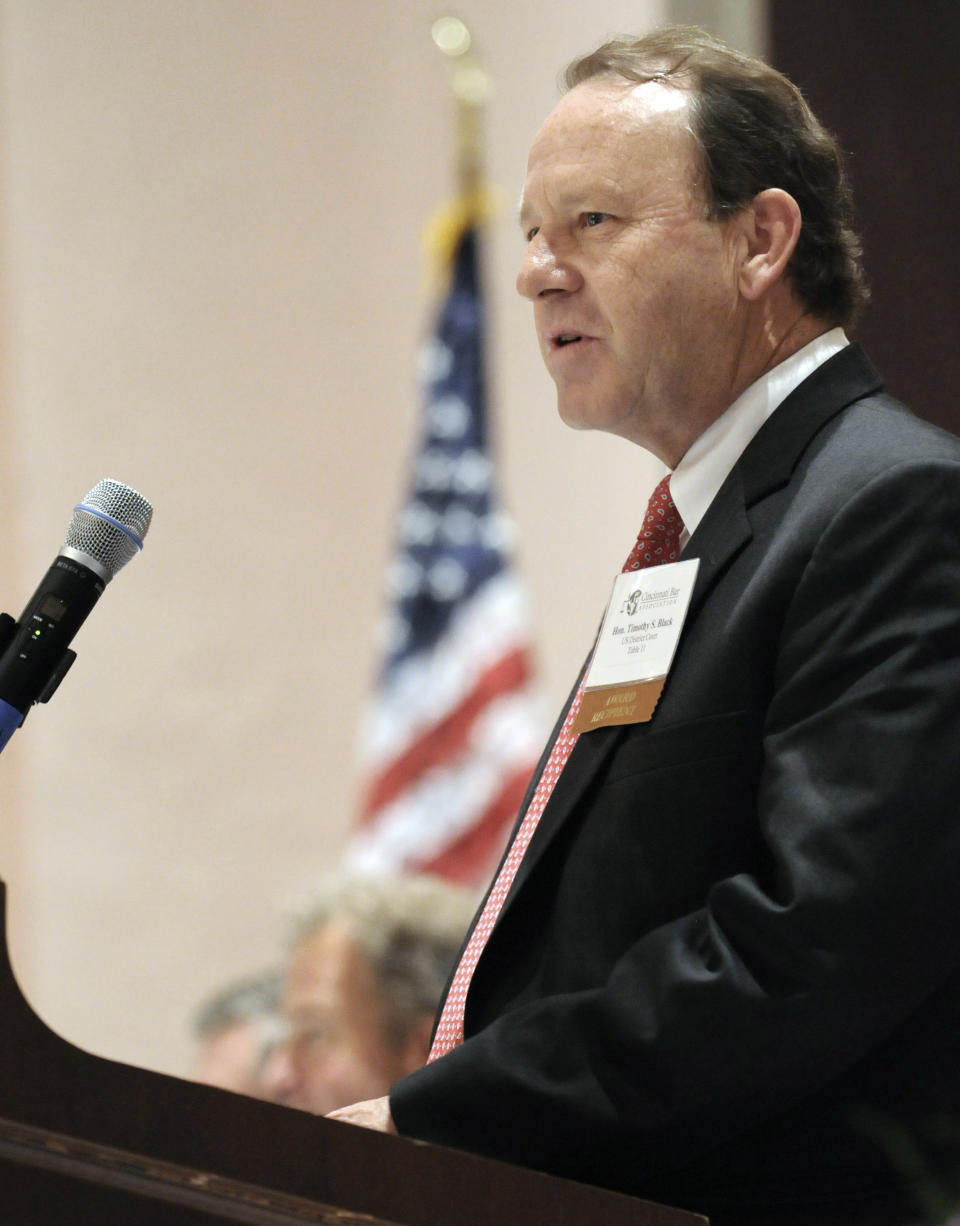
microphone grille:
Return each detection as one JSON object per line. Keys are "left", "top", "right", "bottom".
{"left": 64, "top": 479, "right": 154, "bottom": 579}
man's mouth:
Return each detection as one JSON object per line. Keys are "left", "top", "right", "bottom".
{"left": 554, "top": 333, "right": 583, "bottom": 348}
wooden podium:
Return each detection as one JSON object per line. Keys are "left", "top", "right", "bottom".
{"left": 0, "top": 881, "right": 705, "bottom": 1224}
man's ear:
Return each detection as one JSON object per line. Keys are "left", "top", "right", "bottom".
{"left": 737, "top": 188, "right": 802, "bottom": 301}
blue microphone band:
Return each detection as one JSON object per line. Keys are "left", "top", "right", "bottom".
{"left": 73, "top": 503, "right": 145, "bottom": 552}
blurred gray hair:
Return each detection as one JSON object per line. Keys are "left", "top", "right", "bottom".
{"left": 192, "top": 968, "right": 283, "bottom": 1038}
{"left": 288, "top": 874, "right": 477, "bottom": 1049}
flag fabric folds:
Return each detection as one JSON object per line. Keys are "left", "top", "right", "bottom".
{"left": 348, "top": 225, "right": 543, "bottom": 885}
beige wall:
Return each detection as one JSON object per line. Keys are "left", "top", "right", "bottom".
{"left": 0, "top": 0, "right": 764, "bottom": 1079}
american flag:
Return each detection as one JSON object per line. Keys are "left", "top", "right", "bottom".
{"left": 348, "top": 225, "right": 543, "bottom": 885}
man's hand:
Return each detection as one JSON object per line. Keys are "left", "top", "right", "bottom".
{"left": 326, "top": 1095, "right": 396, "bottom": 1133}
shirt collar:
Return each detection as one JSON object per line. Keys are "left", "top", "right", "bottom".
{"left": 669, "top": 327, "right": 849, "bottom": 541}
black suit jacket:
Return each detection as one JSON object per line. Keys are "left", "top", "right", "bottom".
{"left": 391, "top": 346, "right": 960, "bottom": 1224}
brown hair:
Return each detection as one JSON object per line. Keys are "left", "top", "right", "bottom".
{"left": 564, "top": 26, "right": 869, "bottom": 326}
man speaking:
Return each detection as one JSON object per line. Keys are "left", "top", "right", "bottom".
{"left": 331, "top": 26, "right": 960, "bottom": 1225}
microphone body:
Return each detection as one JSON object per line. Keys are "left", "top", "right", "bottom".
{"left": 0, "top": 479, "right": 152, "bottom": 753}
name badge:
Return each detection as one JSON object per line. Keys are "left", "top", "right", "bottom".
{"left": 572, "top": 558, "right": 699, "bottom": 733}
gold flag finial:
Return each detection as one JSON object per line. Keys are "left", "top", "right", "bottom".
{"left": 424, "top": 17, "right": 496, "bottom": 285}
{"left": 431, "top": 16, "right": 489, "bottom": 199}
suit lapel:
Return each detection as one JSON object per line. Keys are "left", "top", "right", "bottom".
{"left": 681, "top": 342, "right": 884, "bottom": 622}
{"left": 479, "top": 345, "right": 884, "bottom": 942}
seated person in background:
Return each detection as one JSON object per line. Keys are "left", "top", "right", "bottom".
{"left": 261, "top": 874, "right": 475, "bottom": 1115}
{"left": 191, "top": 968, "right": 284, "bottom": 1098}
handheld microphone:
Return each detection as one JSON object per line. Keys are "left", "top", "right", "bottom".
{"left": 0, "top": 479, "right": 153, "bottom": 753}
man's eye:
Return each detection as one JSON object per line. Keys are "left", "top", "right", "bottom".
{"left": 301, "top": 1027, "right": 331, "bottom": 1048}
{"left": 585, "top": 212, "right": 608, "bottom": 227}
{"left": 292, "top": 1022, "right": 332, "bottom": 1048}
{"left": 525, "top": 225, "right": 540, "bottom": 241}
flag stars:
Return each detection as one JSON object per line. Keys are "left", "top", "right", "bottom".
{"left": 441, "top": 505, "right": 479, "bottom": 546}
{"left": 429, "top": 394, "right": 471, "bottom": 439}
{"left": 415, "top": 449, "right": 454, "bottom": 492}
{"left": 399, "top": 501, "right": 505, "bottom": 550}
{"left": 479, "top": 511, "right": 515, "bottom": 551}
{"left": 379, "top": 612, "right": 411, "bottom": 655}
{"left": 386, "top": 551, "right": 471, "bottom": 603}
{"left": 386, "top": 555, "right": 423, "bottom": 600}
{"left": 427, "top": 557, "right": 468, "bottom": 600}
{"left": 400, "top": 502, "right": 440, "bottom": 546}
{"left": 418, "top": 338, "right": 454, "bottom": 384}
{"left": 453, "top": 450, "right": 492, "bottom": 494}
{"left": 415, "top": 447, "right": 492, "bottom": 495}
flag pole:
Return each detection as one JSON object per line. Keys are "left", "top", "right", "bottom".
{"left": 431, "top": 16, "right": 489, "bottom": 210}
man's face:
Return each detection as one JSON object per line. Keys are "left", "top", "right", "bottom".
{"left": 193, "top": 1020, "right": 268, "bottom": 1096}
{"left": 267, "top": 921, "right": 412, "bottom": 1115}
{"left": 517, "top": 77, "right": 745, "bottom": 465}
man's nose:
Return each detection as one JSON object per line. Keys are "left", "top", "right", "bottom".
{"left": 516, "top": 234, "right": 581, "bottom": 299}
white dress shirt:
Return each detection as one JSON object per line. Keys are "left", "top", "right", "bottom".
{"left": 669, "top": 328, "right": 849, "bottom": 545}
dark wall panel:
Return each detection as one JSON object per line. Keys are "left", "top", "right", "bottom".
{"left": 771, "top": 2, "right": 960, "bottom": 434}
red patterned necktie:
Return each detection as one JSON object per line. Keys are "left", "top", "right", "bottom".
{"left": 427, "top": 474, "right": 682, "bottom": 1060}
